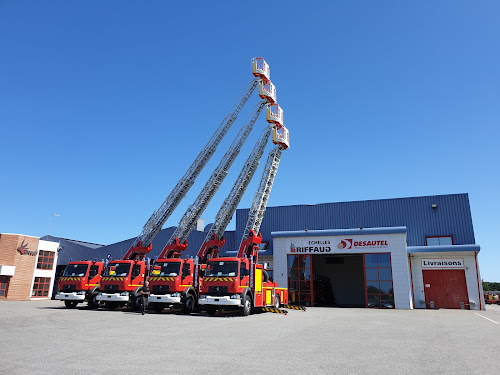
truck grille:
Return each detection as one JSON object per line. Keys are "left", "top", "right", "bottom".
{"left": 208, "top": 286, "right": 228, "bottom": 295}
{"left": 62, "top": 284, "right": 76, "bottom": 292}
{"left": 104, "top": 285, "right": 119, "bottom": 292}
{"left": 152, "top": 285, "right": 169, "bottom": 295}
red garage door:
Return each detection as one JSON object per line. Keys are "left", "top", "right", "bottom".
{"left": 422, "top": 270, "right": 469, "bottom": 309}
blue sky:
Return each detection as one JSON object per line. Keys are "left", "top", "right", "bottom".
{"left": 1, "top": 1, "right": 498, "bottom": 281}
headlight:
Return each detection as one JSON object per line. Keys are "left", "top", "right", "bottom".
{"left": 230, "top": 294, "right": 240, "bottom": 299}
{"left": 201, "top": 295, "right": 206, "bottom": 299}
{"left": 77, "top": 291, "right": 85, "bottom": 295}
{"left": 171, "top": 293, "right": 179, "bottom": 297}
{"left": 120, "top": 292, "right": 128, "bottom": 296}
{"left": 98, "top": 292, "right": 102, "bottom": 295}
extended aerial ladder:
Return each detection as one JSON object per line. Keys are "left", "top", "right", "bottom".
{"left": 97, "top": 58, "right": 272, "bottom": 310}
{"left": 123, "top": 57, "right": 273, "bottom": 261}
{"left": 159, "top": 69, "right": 278, "bottom": 259}
{"left": 198, "top": 112, "right": 290, "bottom": 316}
{"left": 147, "top": 118, "right": 282, "bottom": 313}
{"left": 197, "top": 123, "right": 277, "bottom": 265}
{"left": 237, "top": 124, "right": 290, "bottom": 261}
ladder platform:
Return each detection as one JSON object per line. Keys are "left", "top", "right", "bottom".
{"left": 259, "top": 81, "right": 277, "bottom": 105}
{"left": 252, "top": 57, "right": 270, "bottom": 83}
{"left": 266, "top": 104, "right": 284, "bottom": 128}
{"left": 273, "top": 125, "right": 290, "bottom": 150}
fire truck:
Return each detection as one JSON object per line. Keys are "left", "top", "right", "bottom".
{"left": 147, "top": 58, "right": 280, "bottom": 313}
{"left": 55, "top": 260, "right": 104, "bottom": 308}
{"left": 484, "top": 293, "right": 500, "bottom": 305}
{"left": 97, "top": 58, "right": 269, "bottom": 310}
{"left": 198, "top": 107, "right": 290, "bottom": 316}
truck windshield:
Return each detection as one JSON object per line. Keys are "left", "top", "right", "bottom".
{"left": 63, "top": 264, "right": 88, "bottom": 277}
{"left": 104, "top": 263, "right": 131, "bottom": 277}
{"left": 205, "top": 261, "right": 238, "bottom": 277}
{"left": 151, "top": 262, "right": 181, "bottom": 277}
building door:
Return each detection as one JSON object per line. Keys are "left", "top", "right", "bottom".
{"left": 422, "top": 270, "right": 469, "bottom": 309}
{"left": 0, "top": 276, "right": 10, "bottom": 298}
{"left": 288, "top": 255, "right": 313, "bottom": 306}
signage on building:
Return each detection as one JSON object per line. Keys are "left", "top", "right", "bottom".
{"left": 421, "top": 258, "right": 464, "bottom": 269}
{"left": 288, "top": 235, "right": 389, "bottom": 254}
{"left": 17, "top": 240, "right": 38, "bottom": 256}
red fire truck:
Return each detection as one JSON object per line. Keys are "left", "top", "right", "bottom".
{"left": 484, "top": 293, "right": 500, "bottom": 305}
{"left": 199, "top": 230, "right": 288, "bottom": 316}
{"left": 147, "top": 58, "right": 281, "bottom": 314}
{"left": 198, "top": 99, "right": 290, "bottom": 316}
{"left": 55, "top": 260, "right": 104, "bottom": 308}
{"left": 146, "top": 243, "right": 202, "bottom": 314}
{"left": 96, "top": 246, "right": 151, "bottom": 310}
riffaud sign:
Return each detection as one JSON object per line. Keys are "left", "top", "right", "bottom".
{"left": 288, "top": 235, "right": 390, "bottom": 254}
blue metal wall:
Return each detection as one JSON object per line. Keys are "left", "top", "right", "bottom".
{"left": 235, "top": 193, "right": 475, "bottom": 251}
{"left": 54, "top": 193, "right": 475, "bottom": 264}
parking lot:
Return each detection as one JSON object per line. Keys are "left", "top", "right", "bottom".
{"left": 0, "top": 300, "right": 499, "bottom": 375}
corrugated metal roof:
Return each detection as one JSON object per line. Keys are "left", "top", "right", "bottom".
{"left": 55, "top": 228, "right": 236, "bottom": 266}
{"left": 236, "top": 193, "right": 475, "bottom": 251}
{"left": 271, "top": 226, "right": 407, "bottom": 238}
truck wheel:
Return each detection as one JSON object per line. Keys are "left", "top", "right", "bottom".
{"left": 274, "top": 294, "right": 280, "bottom": 309}
{"left": 134, "top": 296, "right": 144, "bottom": 311}
{"left": 182, "top": 295, "right": 195, "bottom": 315}
{"left": 105, "top": 302, "right": 117, "bottom": 310}
{"left": 88, "top": 294, "right": 99, "bottom": 308}
{"left": 64, "top": 301, "right": 78, "bottom": 309}
{"left": 152, "top": 304, "right": 164, "bottom": 313}
{"left": 206, "top": 306, "right": 217, "bottom": 316}
{"left": 240, "top": 294, "right": 251, "bottom": 316}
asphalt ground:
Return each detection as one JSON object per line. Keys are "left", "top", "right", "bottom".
{"left": 0, "top": 300, "right": 499, "bottom": 375}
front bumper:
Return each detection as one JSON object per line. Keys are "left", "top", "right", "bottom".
{"left": 96, "top": 292, "right": 129, "bottom": 302}
{"left": 55, "top": 292, "right": 86, "bottom": 301}
{"left": 198, "top": 295, "right": 242, "bottom": 307}
{"left": 148, "top": 294, "right": 181, "bottom": 304}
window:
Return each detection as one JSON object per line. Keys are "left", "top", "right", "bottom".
{"left": 63, "top": 264, "right": 88, "bottom": 277}
{"left": 364, "top": 253, "right": 394, "bottom": 309}
{"left": 182, "top": 263, "right": 191, "bottom": 279}
{"left": 205, "top": 261, "right": 238, "bottom": 277}
{"left": 37, "top": 250, "right": 55, "bottom": 270}
{"left": 131, "top": 264, "right": 141, "bottom": 278}
{"left": 0, "top": 276, "right": 10, "bottom": 297}
{"left": 32, "top": 277, "right": 51, "bottom": 297}
{"left": 89, "top": 265, "right": 99, "bottom": 278}
{"left": 426, "top": 236, "right": 453, "bottom": 246}
{"left": 104, "top": 262, "right": 131, "bottom": 277}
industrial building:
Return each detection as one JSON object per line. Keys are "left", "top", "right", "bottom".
{"left": 0, "top": 193, "right": 483, "bottom": 310}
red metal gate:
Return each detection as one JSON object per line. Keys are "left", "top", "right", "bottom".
{"left": 422, "top": 270, "right": 469, "bottom": 309}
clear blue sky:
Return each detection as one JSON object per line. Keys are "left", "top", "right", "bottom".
{"left": 1, "top": 1, "right": 498, "bottom": 281}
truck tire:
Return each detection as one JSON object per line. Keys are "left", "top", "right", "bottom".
{"left": 134, "top": 296, "right": 144, "bottom": 311}
{"left": 206, "top": 306, "right": 217, "bottom": 316}
{"left": 240, "top": 294, "right": 251, "bottom": 316}
{"left": 182, "top": 294, "right": 195, "bottom": 315}
{"left": 105, "top": 302, "right": 117, "bottom": 310}
{"left": 64, "top": 301, "right": 78, "bottom": 309}
{"left": 274, "top": 294, "right": 280, "bottom": 309}
{"left": 152, "top": 303, "right": 164, "bottom": 313}
{"left": 88, "top": 294, "right": 99, "bottom": 308}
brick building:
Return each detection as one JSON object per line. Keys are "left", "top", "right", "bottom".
{"left": 0, "top": 234, "right": 59, "bottom": 300}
